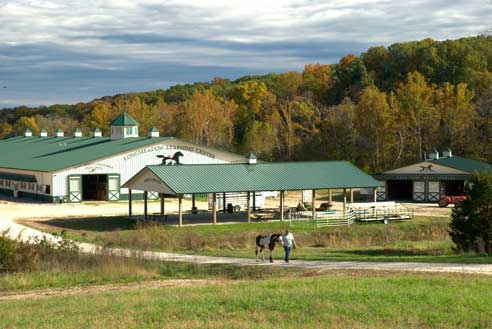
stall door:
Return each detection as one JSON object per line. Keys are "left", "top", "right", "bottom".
{"left": 427, "top": 181, "right": 440, "bottom": 201}
{"left": 107, "top": 174, "right": 120, "bottom": 201}
{"left": 68, "top": 175, "right": 82, "bottom": 202}
{"left": 413, "top": 181, "right": 425, "bottom": 201}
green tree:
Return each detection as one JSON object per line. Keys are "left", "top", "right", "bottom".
{"left": 449, "top": 172, "right": 492, "bottom": 253}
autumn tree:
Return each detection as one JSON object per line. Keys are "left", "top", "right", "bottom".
{"left": 395, "top": 72, "right": 439, "bottom": 161}
{"left": 355, "top": 86, "right": 394, "bottom": 171}
{"left": 13, "top": 116, "right": 39, "bottom": 136}
{"left": 301, "top": 63, "right": 333, "bottom": 104}
{"left": 436, "top": 83, "right": 476, "bottom": 153}
{"left": 179, "top": 90, "right": 236, "bottom": 148}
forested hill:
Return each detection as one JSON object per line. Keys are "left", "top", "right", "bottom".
{"left": 1, "top": 35, "right": 492, "bottom": 172}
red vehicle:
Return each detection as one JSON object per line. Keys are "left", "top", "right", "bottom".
{"left": 438, "top": 195, "right": 467, "bottom": 207}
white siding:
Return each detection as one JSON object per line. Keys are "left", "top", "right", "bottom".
{"left": 0, "top": 167, "right": 52, "bottom": 196}
{"left": 52, "top": 139, "right": 244, "bottom": 198}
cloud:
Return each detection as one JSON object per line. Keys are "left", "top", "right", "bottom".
{"left": 0, "top": 0, "right": 491, "bottom": 107}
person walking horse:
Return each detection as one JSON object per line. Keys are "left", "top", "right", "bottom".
{"left": 282, "top": 229, "right": 296, "bottom": 263}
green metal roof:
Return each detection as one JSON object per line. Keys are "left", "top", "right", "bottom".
{"left": 0, "top": 136, "right": 171, "bottom": 172}
{"left": 110, "top": 112, "right": 139, "bottom": 126}
{"left": 429, "top": 156, "right": 492, "bottom": 173}
{"left": 150, "top": 127, "right": 159, "bottom": 132}
{"left": 0, "top": 172, "right": 37, "bottom": 182}
{"left": 74, "top": 128, "right": 81, "bottom": 132}
{"left": 139, "top": 161, "right": 382, "bottom": 194}
{"left": 55, "top": 128, "right": 63, "bottom": 133}
{"left": 246, "top": 153, "right": 257, "bottom": 159}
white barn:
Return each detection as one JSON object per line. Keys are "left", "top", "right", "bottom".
{"left": 0, "top": 113, "right": 245, "bottom": 203}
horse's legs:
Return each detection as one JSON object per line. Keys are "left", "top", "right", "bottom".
{"left": 255, "top": 247, "right": 259, "bottom": 262}
{"left": 260, "top": 247, "right": 265, "bottom": 261}
{"left": 269, "top": 249, "right": 273, "bottom": 263}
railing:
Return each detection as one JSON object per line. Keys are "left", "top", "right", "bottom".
{"left": 290, "top": 210, "right": 356, "bottom": 228}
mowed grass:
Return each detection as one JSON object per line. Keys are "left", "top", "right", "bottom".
{"left": 1, "top": 271, "right": 492, "bottom": 329}
{"left": 22, "top": 215, "right": 492, "bottom": 263}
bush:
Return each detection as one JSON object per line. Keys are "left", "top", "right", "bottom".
{"left": 0, "top": 231, "right": 79, "bottom": 272}
{"left": 449, "top": 172, "right": 492, "bottom": 254}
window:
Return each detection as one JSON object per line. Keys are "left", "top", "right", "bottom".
{"left": 45, "top": 185, "right": 51, "bottom": 194}
{"left": 126, "top": 127, "right": 133, "bottom": 135}
{"left": 69, "top": 179, "right": 80, "bottom": 192}
{"left": 108, "top": 177, "right": 119, "bottom": 191}
{"left": 29, "top": 183, "right": 35, "bottom": 191}
{"left": 5, "top": 180, "right": 10, "bottom": 187}
{"left": 20, "top": 182, "right": 27, "bottom": 190}
{"left": 0, "top": 179, "right": 3, "bottom": 186}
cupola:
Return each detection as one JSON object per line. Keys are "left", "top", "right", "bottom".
{"left": 246, "top": 153, "right": 257, "bottom": 164}
{"left": 149, "top": 127, "right": 159, "bottom": 138}
{"left": 110, "top": 112, "right": 139, "bottom": 140}
{"left": 24, "top": 128, "right": 32, "bottom": 137}
{"left": 428, "top": 148, "right": 439, "bottom": 160}
{"left": 74, "top": 128, "right": 82, "bottom": 137}
{"left": 93, "top": 128, "right": 102, "bottom": 137}
{"left": 55, "top": 128, "right": 64, "bottom": 137}
{"left": 40, "top": 128, "right": 48, "bottom": 137}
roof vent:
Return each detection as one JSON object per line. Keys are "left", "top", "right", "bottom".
{"left": 40, "top": 128, "right": 48, "bottom": 137}
{"left": 149, "top": 127, "right": 159, "bottom": 138}
{"left": 442, "top": 147, "right": 452, "bottom": 158}
{"left": 246, "top": 153, "right": 257, "bottom": 164}
{"left": 74, "top": 128, "right": 82, "bottom": 137}
{"left": 94, "top": 128, "right": 102, "bottom": 137}
{"left": 24, "top": 128, "right": 32, "bottom": 137}
{"left": 55, "top": 128, "right": 64, "bottom": 137}
{"left": 428, "top": 148, "right": 439, "bottom": 160}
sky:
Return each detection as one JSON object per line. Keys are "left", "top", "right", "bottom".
{"left": 0, "top": 0, "right": 491, "bottom": 108}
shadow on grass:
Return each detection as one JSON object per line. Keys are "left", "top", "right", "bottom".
{"left": 40, "top": 216, "right": 138, "bottom": 232}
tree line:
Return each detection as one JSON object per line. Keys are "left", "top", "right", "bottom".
{"left": 1, "top": 35, "right": 492, "bottom": 172}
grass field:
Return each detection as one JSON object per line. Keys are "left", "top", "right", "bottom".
{"left": 1, "top": 271, "right": 492, "bottom": 329}
{"left": 21, "top": 215, "right": 492, "bottom": 264}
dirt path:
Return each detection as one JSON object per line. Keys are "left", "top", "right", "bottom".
{"left": 0, "top": 279, "right": 220, "bottom": 301}
{"left": 2, "top": 201, "right": 489, "bottom": 276}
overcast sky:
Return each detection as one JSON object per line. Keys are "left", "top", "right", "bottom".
{"left": 0, "top": 0, "right": 491, "bottom": 108}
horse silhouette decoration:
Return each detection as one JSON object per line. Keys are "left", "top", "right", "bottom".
{"left": 419, "top": 164, "right": 434, "bottom": 172}
{"left": 157, "top": 151, "right": 184, "bottom": 165}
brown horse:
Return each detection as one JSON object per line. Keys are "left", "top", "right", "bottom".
{"left": 255, "top": 234, "right": 284, "bottom": 263}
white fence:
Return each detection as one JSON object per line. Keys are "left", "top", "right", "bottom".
{"left": 290, "top": 210, "right": 356, "bottom": 228}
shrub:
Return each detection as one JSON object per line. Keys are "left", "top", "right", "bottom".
{"left": 449, "top": 172, "right": 492, "bottom": 254}
{"left": 0, "top": 231, "right": 79, "bottom": 272}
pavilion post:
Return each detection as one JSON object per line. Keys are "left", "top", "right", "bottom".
{"left": 144, "top": 191, "right": 148, "bottom": 220}
{"left": 247, "top": 191, "right": 251, "bottom": 223}
{"left": 160, "top": 193, "right": 165, "bottom": 220}
{"left": 223, "top": 192, "right": 226, "bottom": 213}
{"left": 192, "top": 193, "right": 196, "bottom": 209}
{"left": 280, "top": 190, "right": 285, "bottom": 221}
{"left": 212, "top": 193, "right": 217, "bottom": 225}
{"left": 343, "top": 188, "right": 347, "bottom": 213}
{"left": 373, "top": 188, "right": 377, "bottom": 202}
{"left": 178, "top": 195, "right": 183, "bottom": 227}
{"left": 312, "top": 189, "right": 316, "bottom": 220}
{"left": 350, "top": 188, "right": 354, "bottom": 204}
{"left": 128, "top": 189, "right": 133, "bottom": 216}
{"left": 252, "top": 191, "right": 256, "bottom": 211}
{"left": 328, "top": 189, "right": 332, "bottom": 203}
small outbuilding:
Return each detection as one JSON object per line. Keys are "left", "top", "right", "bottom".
{"left": 374, "top": 148, "right": 492, "bottom": 202}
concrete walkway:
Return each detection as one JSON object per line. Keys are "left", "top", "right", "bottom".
{"left": 1, "top": 201, "right": 491, "bottom": 276}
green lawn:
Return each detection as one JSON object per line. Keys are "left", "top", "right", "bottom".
{"left": 21, "top": 216, "right": 492, "bottom": 264}
{"left": 1, "top": 271, "right": 492, "bottom": 329}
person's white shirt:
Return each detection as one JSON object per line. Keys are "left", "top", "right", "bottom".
{"left": 282, "top": 232, "right": 295, "bottom": 248}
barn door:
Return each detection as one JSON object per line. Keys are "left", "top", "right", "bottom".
{"left": 68, "top": 175, "right": 82, "bottom": 202}
{"left": 427, "top": 181, "right": 440, "bottom": 201}
{"left": 107, "top": 174, "right": 120, "bottom": 201}
{"left": 413, "top": 181, "right": 425, "bottom": 201}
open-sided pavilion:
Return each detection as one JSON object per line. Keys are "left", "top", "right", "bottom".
{"left": 122, "top": 160, "right": 383, "bottom": 226}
